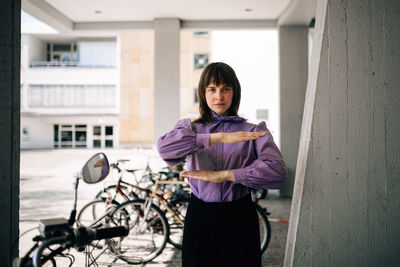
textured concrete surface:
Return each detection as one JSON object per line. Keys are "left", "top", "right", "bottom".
{"left": 0, "top": 0, "right": 20, "bottom": 266}
{"left": 19, "top": 149, "right": 291, "bottom": 266}
{"left": 279, "top": 25, "right": 308, "bottom": 198}
{"left": 285, "top": 0, "right": 400, "bottom": 266}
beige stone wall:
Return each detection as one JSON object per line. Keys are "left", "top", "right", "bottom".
{"left": 180, "top": 31, "right": 211, "bottom": 119}
{"left": 119, "top": 31, "right": 154, "bottom": 146}
{"left": 119, "top": 30, "right": 210, "bottom": 146}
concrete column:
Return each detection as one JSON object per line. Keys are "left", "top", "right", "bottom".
{"left": 285, "top": 0, "right": 400, "bottom": 266}
{"left": 154, "top": 18, "right": 180, "bottom": 143}
{"left": 279, "top": 26, "right": 308, "bottom": 198}
{"left": 0, "top": 0, "right": 20, "bottom": 266}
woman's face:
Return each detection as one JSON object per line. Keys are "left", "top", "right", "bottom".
{"left": 205, "top": 83, "right": 233, "bottom": 116}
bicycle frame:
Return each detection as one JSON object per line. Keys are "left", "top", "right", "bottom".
{"left": 152, "top": 180, "right": 189, "bottom": 226}
{"left": 112, "top": 175, "right": 189, "bottom": 227}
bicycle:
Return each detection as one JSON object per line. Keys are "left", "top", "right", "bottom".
{"left": 14, "top": 153, "right": 129, "bottom": 267}
{"left": 252, "top": 191, "right": 272, "bottom": 254}
{"left": 77, "top": 180, "right": 186, "bottom": 264}
{"left": 84, "top": 159, "right": 270, "bottom": 256}
{"left": 93, "top": 160, "right": 190, "bottom": 249}
{"left": 95, "top": 160, "right": 185, "bottom": 201}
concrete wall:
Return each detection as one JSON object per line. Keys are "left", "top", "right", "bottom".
{"left": 154, "top": 18, "right": 180, "bottom": 143}
{"left": 20, "top": 117, "right": 53, "bottom": 149}
{"left": 78, "top": 40, "right": 117, "bottom": 66}
{"left": 0, "top": 0, "right": 20, "bottom": 266}
{"left": 279, "top": 26, "right": 308, "bottom": 198}
{"left": 28, "top": 35, "right": 46, "bottom": 63}
{"left": 285, "top": 0, "right": 400, "bottom": 266}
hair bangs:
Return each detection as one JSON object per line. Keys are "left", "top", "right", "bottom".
{"left": 207, "top": 64, "right": 235, "bottom": 88}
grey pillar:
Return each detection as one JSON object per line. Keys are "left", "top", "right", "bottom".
{"left": 154, "top": 18, "right": 180, "bottom": 143}
{"left": 0, "top": 0, "right": 20, "bottom": 266}
{"left": 285, "top": 0, "right": 400, "bottom": 266}
{"left": 279, "top": 26, "right": 308, "bottom": 198}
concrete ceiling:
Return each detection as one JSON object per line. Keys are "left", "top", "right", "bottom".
{"left": 22, "top": 0, "right": 317, "bottom": 35}
{"left": 45, "top": 0, "right": 291, "bottom": 22}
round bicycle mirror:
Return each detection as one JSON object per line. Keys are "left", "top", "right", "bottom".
{"left": 82, "top": 153, "right": 110, "bottom": 184}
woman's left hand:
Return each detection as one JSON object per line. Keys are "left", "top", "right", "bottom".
{"left": 180, "top": 170, "right": 235, "bottom": 183}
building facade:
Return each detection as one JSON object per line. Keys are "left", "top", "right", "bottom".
{"left": 21, "top": 19, "right": 212, "bottom": 149}
{"left": 20, "top": 34, "right": 120, "bottom": 149}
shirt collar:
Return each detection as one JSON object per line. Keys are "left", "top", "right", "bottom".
{"left": 211, "top": 111, "right": 246, "bottom": 123}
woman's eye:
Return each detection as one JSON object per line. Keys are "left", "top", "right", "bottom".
{"left": 223, "top": 87, "right": 232, "bottom": 91}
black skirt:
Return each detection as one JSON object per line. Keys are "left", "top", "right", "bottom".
{"left": 182, "top": 194, "right": 261, "bottom": 267}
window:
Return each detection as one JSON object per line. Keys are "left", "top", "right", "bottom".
{"left": 53, "top": 124, "right": 88, "bottom": 148}
{"left": 61, "top": 131, "right": 72, "bottom": 142}
{"left": 61, "top": 128, "right": 73, "bottom": 148}
{"left": 193, "top": 31, "right": 209, "bottom": 37}
{"left": 105, "top": 140, "right": 113, "bottom": 148}
{"left": 93, "top": 140, "right": 101, "bottom": 148}
{"left": 75, "top": 132, "right": 86, "bottom": 141}
{"left": 75, "top": 130, "right": 87, "bottom": 148}
{"left": 104, "top": 126, "right": 114, "bottom": 148}
{"left": 62, "top": 54, "right": 71, "bottom": 62}
{"left": 194, "top": 54, "right": 209, "bottom": 69}
{"left": 52, "top": 124, "right": 115, "bottom": 149}
{"left": 93, "top": 126, "right": 101, "bottom": 135}
{"left": 105, "top": 126, "right": 113, "bottom": 136}
{"left": 53, "top": 43, "right": 72, "bottom": 51}
{"left": 93, "top": 125, "right": 102, "bottom": 148}
{"left": 46, "top": 42, "right": 76, "bottom": 64}
{"left": 53, "top": 125, "right": 59, "bottom": 148}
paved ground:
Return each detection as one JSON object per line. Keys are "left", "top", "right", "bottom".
{"left": 18, "top": 149, "right": 291, "bottom": 266}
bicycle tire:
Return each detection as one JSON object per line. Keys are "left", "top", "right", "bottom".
{"left": 77, "top": 198, "right": 120, "bottom": 227}
{"left": 110, "top": 199, "right": 170, "bottom": 264}
{"left": 256, "top": 204, "right": 271, "bottom": 254}
{"left": 166, "top": 196, "right": 189, "bottom": 249}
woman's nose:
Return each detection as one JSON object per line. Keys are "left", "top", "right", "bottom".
{"left": 216, "top": 90, "right": 224, "bottom": 100}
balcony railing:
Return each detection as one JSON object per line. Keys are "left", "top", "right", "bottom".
{"left": 30, "top": 61, "right": 116, "bottom": 68}
{"left": 26, "top": 84, "right": 117, "bottom": 108}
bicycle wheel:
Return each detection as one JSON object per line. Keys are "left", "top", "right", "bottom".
{"left": 110, "top": 199, "right": 170, "bottom": 264}
{"left": 77, "top": 198, "right": 119, "bottom": 227}
{"left": 166, "top": 197, "right": 189, "bottom": 249}
{"left": 256, "top": 204, "right": 271, "bottom": 254}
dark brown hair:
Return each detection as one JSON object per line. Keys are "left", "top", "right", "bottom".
{"left": 193, "top": 62, "right": 241, "bottom": 124}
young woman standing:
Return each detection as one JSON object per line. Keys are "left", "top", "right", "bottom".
{"left": 157, "top": 62, "right": 287, "bottom": 267}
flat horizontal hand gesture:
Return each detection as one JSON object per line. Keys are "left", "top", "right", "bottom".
{"left": 181, "top": 170, "right": 234, "bottom": 183}
{"left": 210, "top": 131, "right": 266, "bottom": 145}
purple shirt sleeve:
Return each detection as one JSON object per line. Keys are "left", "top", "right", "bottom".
{"left": 157, "top": 119, "right": 210, "bottom": 166}
{"left": 232, "top": 121, "right": 287, "bottom": 190}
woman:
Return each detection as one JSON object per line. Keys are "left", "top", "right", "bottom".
{"left": 157, "top": 62, "right": 287, "bottom": 267}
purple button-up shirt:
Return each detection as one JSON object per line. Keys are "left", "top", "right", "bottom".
{"left": 157, "top": 112, "right": 287, "bottom": 202}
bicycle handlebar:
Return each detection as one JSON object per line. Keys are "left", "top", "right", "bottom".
{"left": 31, "top": 225, "right": 129, "bottom": 267}
{"left": 75, "top": 225, "right": 129, "bottom": 245}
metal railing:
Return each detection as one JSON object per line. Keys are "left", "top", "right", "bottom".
{"left": 30, "top": 61, "right": 116, "bottom": 68}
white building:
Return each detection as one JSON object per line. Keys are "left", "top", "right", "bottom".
{"left": 20, "top": 15, "right": 120, "bottom": 149}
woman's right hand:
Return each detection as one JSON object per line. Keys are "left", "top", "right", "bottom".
{"left": 210, "top": 132, "right": 266, "bottom": 145}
